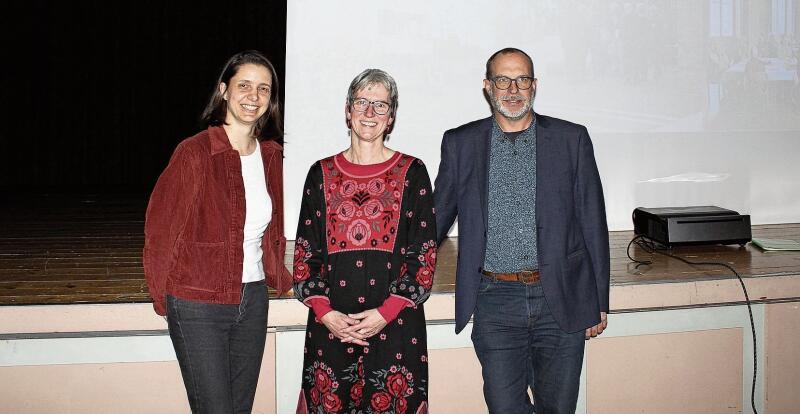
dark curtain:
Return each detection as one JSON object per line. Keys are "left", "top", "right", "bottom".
{"left": 0, "top": 1, "right": 287, "bottom": 194}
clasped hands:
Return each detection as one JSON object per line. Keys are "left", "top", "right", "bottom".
{"left": 320, "top": 308, "right": 387, "bottom": 347}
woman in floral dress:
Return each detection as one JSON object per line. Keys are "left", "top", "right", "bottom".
{"left": 294, "top": 69, "right": 436, "bottom": 414}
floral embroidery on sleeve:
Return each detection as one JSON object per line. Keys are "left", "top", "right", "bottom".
{"left": 390, "top": 160, "right": 437, "bottom": 306}
{"left": 294, "top": 163, "right": 331, "bottom": 302}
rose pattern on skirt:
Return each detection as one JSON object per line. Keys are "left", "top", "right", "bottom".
{"left": 303, "top": 361, "right": 342, "bottom": 413}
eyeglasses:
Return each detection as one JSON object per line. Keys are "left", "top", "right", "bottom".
{"left": 489, "top": 76, "right": 536, "bottom": 90}
{"left": 351, "top": 98, "right": 391, "bottom": 116}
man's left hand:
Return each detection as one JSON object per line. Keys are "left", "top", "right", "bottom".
{"left": 585, "top": 312, "right": 608, "bottom": 340}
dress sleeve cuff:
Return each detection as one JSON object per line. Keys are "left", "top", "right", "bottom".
{"left": 377, "top": 295, "right": 411, "bottom": 323}
{"left": 307, "top": 297, "right": 334, "bottom": 320}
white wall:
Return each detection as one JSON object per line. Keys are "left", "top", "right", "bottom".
{"left": 284, "top": 0, "right": 800, "bottom": 235}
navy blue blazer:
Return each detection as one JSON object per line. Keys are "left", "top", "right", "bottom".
{"left": 434, "top": 114, "right": 610, "bottom": 334}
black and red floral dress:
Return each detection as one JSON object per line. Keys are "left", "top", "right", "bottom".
{"left": 293, "top": 152, "right": 437, "bottom": 414}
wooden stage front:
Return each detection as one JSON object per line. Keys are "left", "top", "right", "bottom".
{"left": 2, "top": 194, "right": 800, "bottom": 307}
{"left": 3, "top": 195, "right": 800, "bottom": 413}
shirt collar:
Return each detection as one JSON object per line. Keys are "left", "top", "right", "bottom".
{"left": 492, "top": 111, "right": 536, "bottom": 134}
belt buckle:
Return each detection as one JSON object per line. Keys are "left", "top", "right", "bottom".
{"left": 519, "top": 271, "right": 538, "bottom": 284}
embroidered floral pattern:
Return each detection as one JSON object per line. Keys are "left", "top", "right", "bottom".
{"left": 294, "top": 237, "right": 312, "bottom": 282}
{"left": 342, "top": 358, "right": 367, "bottom": 409}
{"left": 322, "top": 155, "right": 413, "bottom": 254}
{"left": 303, "top": 361, "right": 343, "bottom": 413}
{"left": 414, "top": 241, "right": 436, "bottom": 290}
{"left": 364, "top": 365, "right": 425, "bottom": 414}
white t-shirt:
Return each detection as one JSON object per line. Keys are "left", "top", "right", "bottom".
{"left": 240, "top": 141, "right": 272, "bottom": 283}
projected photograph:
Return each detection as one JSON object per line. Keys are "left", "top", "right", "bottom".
{"left": 527, "top": 0, "right": 799, "bottom": 132}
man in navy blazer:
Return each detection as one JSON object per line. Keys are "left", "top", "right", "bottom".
{"left": 434, "top": 48, "right": 610, "bottom": 413}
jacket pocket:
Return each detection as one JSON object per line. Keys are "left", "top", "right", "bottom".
{"left": 177, "top": 241, "right": 226, "bottom": 291}
{"left": 562, "top": 247, "right": 591, "bottom": 293}
{"left": 477, "top": 276, "right": 494, "bottom": 293}
{"left": 566, "top": 247, "right": 586, "bottom": 260}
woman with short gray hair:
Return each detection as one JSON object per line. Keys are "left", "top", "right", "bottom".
{"left": 293, "top": 69, "right": 436, "bottom": 413}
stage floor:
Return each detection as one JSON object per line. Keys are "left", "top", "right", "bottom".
{"left": 1, "top": 194, "right": 799, "bottom": 306}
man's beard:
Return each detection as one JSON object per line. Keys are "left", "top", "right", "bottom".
{"left": 491, "top": 93, "right": 533, "bottom": 120}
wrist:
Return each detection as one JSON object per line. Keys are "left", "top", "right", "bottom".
{"left": 377, "top": 296, "right": 409, "bottom": 323}
{"left": 308, "top": 298, "right": 334, "bottom": 320}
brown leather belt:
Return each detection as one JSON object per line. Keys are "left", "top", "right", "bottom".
{"left": 481, "top": 269, "right": 541, "bottom": 284}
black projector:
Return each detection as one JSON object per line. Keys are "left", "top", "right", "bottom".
{"left": 632, "top": 206, "right": 752, "bottom": 246}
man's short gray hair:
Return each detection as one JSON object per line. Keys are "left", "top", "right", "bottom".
{"left": 346, "top": 69, "right": 399, "bottom": 121}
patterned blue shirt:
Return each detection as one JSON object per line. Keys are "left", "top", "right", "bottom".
{"left": 483, "top": 118, "right": 538, "bottom": 272}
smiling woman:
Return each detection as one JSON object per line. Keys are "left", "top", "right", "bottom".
{"left": 221, "top": 64, "right": 272, "bottom": 127}
{"left": 293, "top": 69, "right": 436, "bottom": 413}
{"left": 344, "top": 69, "right": 399, "bottom": 145}
{"left": 201, "top": 52, "right": 283, "bottom": 145}
{"left": 144, "top": 50, "right": 292, "bottom": 413}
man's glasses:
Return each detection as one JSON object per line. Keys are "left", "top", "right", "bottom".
{"left": 351, "top": 98, "right": 391, "bottom": 116}
{"left": 489, "top": 76, "right": 535, "bottom": 90}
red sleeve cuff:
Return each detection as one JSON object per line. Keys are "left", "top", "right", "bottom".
{"left": 307, "top": 298, "right": 334, "bottom": 320}
{"left": 377, "top": 296, "right": 410, "bottom": 323}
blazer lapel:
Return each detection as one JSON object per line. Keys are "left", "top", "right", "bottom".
{"left": 534, "top": 113, "right": 553, "bottom": 230}
{"left": 475, "top": 117, "right": 493, "bottom": 234}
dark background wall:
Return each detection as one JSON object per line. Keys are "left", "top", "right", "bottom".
{"left": 0, "top": 1, "right": 287, "bottom": 194}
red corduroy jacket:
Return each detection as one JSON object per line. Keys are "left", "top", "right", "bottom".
{"left": 143, "top": 126, "right": 292, "bottom": 315}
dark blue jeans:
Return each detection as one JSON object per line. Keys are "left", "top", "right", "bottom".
{"left": 471, "top": 277, "right": 585, "bottom": 414}
{"left": 167, "top": 281, "right": 268, "bottom": 414}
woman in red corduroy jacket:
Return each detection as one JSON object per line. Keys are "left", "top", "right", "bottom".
{"left": 144, "top": 50, "right": 292, "bottom": 414}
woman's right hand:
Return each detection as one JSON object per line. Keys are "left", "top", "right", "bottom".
{"left": 320, "top": 311, "right": 369, "bottom": 346}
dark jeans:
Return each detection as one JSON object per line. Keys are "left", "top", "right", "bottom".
{"left": 167, "top": 281, "right": 269, "bottom": 414}
{"left": 471, "top": 277, "right": 585, "bottom": 414}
